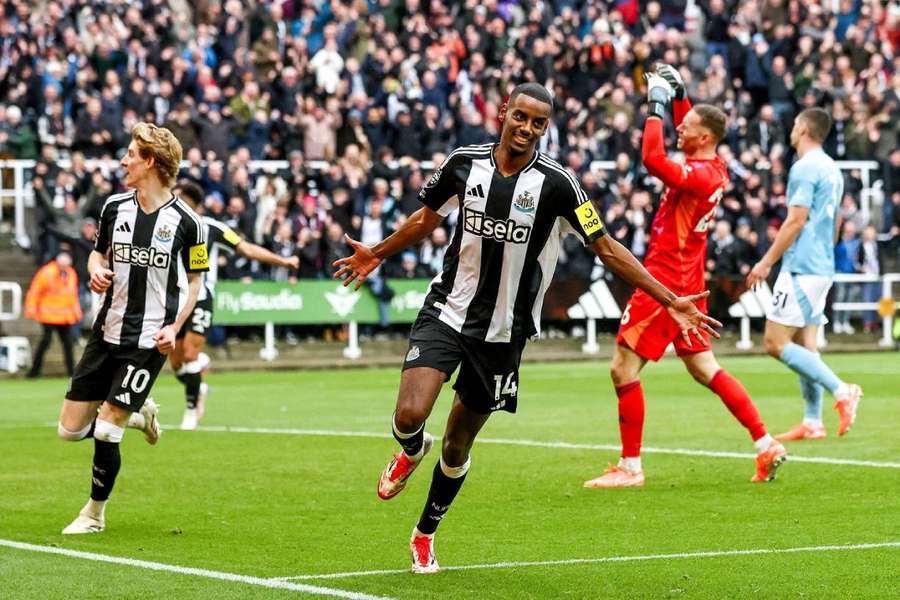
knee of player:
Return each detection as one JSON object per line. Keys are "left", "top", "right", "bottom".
{"left": 441, "top": 435, "right": 470, "bottom": 467}
{"left": 609, "top": 364, "right": 634, "bottom": 387}
{"left": 58, "top": 421, "right": 89, "bottom": 441}
{"left": 763, "top": 334, "right": 783, "bottom": 358}
{"left": 182, "top": 346, "right": 201, "bottom": 362}
{"left": 93, "top": 419, "right": 125, "bottom": 443}
{"left": 394, "top": 405, "right": 427, "bottom": 431}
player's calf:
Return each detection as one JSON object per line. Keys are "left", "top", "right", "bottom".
{"left": 63, "top": 419, "right": 123, "bottom": 534}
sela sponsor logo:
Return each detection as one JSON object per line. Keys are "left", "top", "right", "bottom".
{"left": 464, "top": 209, "right": 532, "bottom": 244}
{"left": 113, "top": 242, "right": 171, "bottom": 268}
{"left": 154, "top": 224, "right": 173, "bottom": 242}
{"left": 513, "top": 190, "right": 535, "bottom": 213}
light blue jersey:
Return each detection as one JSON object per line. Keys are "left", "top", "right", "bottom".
{"left": 782, "top": 147, "right": 843, "bottom": 276}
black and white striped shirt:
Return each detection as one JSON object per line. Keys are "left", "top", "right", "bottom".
{"left": 198, "top": 216, "right": 243, "bottom": 301}
{"left": 94, "top": 191, "right": 209, "bottom": 348}
{"left": 419, "top": 143, "right": 606, "bottom": 343}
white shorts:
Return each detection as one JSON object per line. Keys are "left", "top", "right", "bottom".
{"left": 767, "top": 272, "right": 833, "bottom": 328}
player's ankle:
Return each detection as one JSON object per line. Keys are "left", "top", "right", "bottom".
{"left": 619, "top": 456, "right": 642, "bottom": 473}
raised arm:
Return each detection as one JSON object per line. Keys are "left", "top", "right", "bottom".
{"left": 642, "top": 117, "right": 691, "bottom": 189}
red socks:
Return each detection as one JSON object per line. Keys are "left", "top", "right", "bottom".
{"left": 616, "top": 380, "right": 645, "bottom": 457}
{"left": 709, "top": 369, "right": 767, "bottom": 441}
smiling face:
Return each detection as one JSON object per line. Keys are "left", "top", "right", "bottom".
{"left": 498, "top": 93, "right": 551, "bottom": 157}
{"left": 675, "top": 110, "right": 713, "bottom": 155}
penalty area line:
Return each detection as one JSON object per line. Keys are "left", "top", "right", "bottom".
{"left": 0, "top": 539, "right": 394, "bottom": 600}
{"left": 275, "top": 541, "right": 900, "bottom": 581}
{"left": 178, "top": 425, "right": 900, "bottom": 470}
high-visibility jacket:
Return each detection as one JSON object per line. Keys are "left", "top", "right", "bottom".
{"left": 24, "top": 261, "right": 83, "bottom": 325}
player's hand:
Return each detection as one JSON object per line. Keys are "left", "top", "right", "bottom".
{"left": 644, "top": 72, "right": 674, "bottom": 105}
{"left": 89, "top": 268, "right": 114, "bottom": 293}
{"left": 666, "top": 291, "right": 722, "bottom": 348}
{"left": 332, "top": 235, "right": 382, "bottom": 289}
{"left": 745, "top": 261, "right": 771, "bottom": 289}
{"left": 656, "top": 63, "right": 685, "bottom": 100}
{"left": 153, "top": 324, "right": 177, "bottom": 355}
{"left": 284, "top": 255, "right": 300, "bottom": 270}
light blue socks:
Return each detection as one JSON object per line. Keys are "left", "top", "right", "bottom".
{"left": 779, "top": 343, "right": 843, "bottom": 396}
{"left": 799, "top": 374, "right": 824, "bottom": 421}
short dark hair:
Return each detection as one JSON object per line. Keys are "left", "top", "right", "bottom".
{"left": 508, "top": 82, "right": 554, "bottom": 112}
{"left": 797, "top": 107, "right": 832, "bottom": 142}
{"left": 175, "top": 179, "right": 204, "bottom": 207}
{"left": 693, "top": 104, "right": 727, "bottom": 143}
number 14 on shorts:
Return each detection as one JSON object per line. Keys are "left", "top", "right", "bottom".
{"left": 492, "top": 373, "right": 518, "bottom": 409}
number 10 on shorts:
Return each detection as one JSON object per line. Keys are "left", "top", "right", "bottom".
{"left": 493, "top": 372, "right": 518, "bottom": 409}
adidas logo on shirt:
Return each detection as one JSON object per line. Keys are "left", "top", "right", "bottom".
{"left": 115, "top": 392, "right": 131, "bottom": 405}
{"left": 465, "top": 184, "right": 485, "bottom": 199}
{"left": 116, "top": 222, "right": 132, "bottom": 233}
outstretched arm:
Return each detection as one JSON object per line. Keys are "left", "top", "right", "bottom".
{"left": 333, "top": 207, "right": 443, "bottom": 288}
{"left": 237, "top": 240, "right": 299, "bottom": 270}
{"left": 745, "top": 205, "right": 809, "bottom": 287}
{"left": 590, "top": 234, "right": 721, "bottom": 345}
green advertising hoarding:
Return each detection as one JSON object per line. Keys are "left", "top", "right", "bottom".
{"left": 213, "top": 280, "right": 432, "bottom": 325}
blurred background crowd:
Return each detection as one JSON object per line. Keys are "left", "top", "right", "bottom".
{"left": 2, "top": 0, "right": 899, "bottom": 337}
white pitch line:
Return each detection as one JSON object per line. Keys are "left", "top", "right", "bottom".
{"left": 275, "top": 541, "right": 900, "bottom": 581}
{"left": 0, "top": 539, "right": 393, "bottom": 600}
{"left": 180, "top": 425, "right": 900, "bottom": 470}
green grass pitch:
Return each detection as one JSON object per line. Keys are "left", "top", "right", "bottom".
{"left": 1, "top": 352, "right": 898, "bottom": 599}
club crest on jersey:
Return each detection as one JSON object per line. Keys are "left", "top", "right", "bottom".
{"left": 513, "top": 190, "right": 535, "bottom": 213}
{"left": 406, "top": 346, "right": 420, "bottom": 362}
{"left": 155, "top": 225, "right": 173, "bottom": 243}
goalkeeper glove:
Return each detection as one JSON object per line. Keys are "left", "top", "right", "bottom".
{"left": 644, "top": 72, "right": 673, "bottom": 120}
{"left": 656, "top": 63, "right": 686, "bottom": 100}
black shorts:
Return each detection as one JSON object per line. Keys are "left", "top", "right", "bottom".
{"left": 177, "top": 293, "right": 213, "bottom": 339}
{"left": 65, "top": 332, "right": 167, "bottom": 412}
{"left": 402, "top": 314, "right": 526, "bottom": 414}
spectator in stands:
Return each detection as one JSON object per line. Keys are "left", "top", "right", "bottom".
{"left": 834, "top": 220, "right": 861, "bottom": 334}
{"left": 23, "top": 250, "right": 82, "bottom": 378}
{"left": 856, "top": 224, "right": 882, "bottom": 333}
{"left": 73, "top": 97, "right": 114, "bottom": 158}
{"left": 4, "top": 0, "right": 898, "bottom": 342}
{"left": 5, "top": 105, "right": 38, "bottom": 159}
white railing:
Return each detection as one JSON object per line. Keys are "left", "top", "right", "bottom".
{"left": 0, "top": 281, "right": 22, "bottom": 321}
{"left": 729, "top": 272, "right": 900, "bottom": 349}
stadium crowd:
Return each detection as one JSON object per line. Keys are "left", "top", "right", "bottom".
{"left": 1, "top": 0, "right": 899, "bottom": 332}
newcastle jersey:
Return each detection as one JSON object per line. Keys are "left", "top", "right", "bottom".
{"left": 419, "top": 143, "right": 606, "bottom": 343}
{"left": 198, "top": 215, "right": 243, "bottom": 301}
{"left": 94, "top": 191, "right": 209, "bottom": 348}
